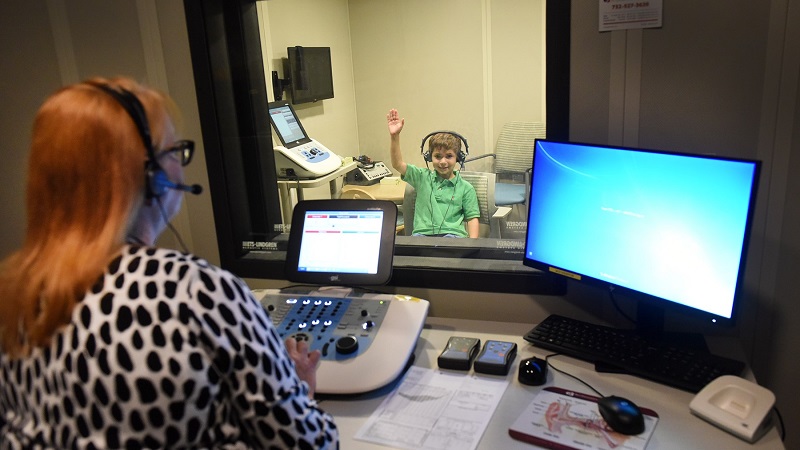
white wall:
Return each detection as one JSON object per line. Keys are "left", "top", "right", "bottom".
{"left": 261, "top": 0, "right": 546, "bottom": 170}
{"left": 259, "top": 0, "right": 359, "bottom": 159}
{"left": 352, "top": 0, "right": 546, "bottom": 165}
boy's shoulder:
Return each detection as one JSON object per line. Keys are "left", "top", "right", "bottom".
{"left": 403, "top": 163, "right": 433, "bottom": 183}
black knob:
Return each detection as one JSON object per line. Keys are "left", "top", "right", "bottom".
{"left": 360, "top": 310, "right": 368, "bottom": 317}
{"left": 335, "top": 336, "right": 359, "bottom": 354}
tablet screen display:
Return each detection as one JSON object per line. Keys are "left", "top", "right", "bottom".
{"left": 285, "top": 199, "right": 397, "bottom": 285}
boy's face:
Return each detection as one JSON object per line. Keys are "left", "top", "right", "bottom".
{"left": 431, "top": 148, "right": 458, "bottom": 179}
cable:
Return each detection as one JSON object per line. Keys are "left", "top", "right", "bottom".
{"left": 608, "top": 285, "right": 636, "bottom": 325}
{"left": 428, "top": 170, "right": 458, "bottom": 235}
{"left": 428, "top": 172, "right": 437, "bottom": 233}
{"left": 773, "top": 406, "right": 785, "bottom": 441}
{"left": 544, "top": 353, "right": 605, "bottom": 398}
{"left": 126, "top": 235, "right": 148, "bottom": 246}
{"left": 156, "top": 196, "right": 190, "bottom": 253}
{"left": 436, "top": 175, "right": 458, "bottom": 235}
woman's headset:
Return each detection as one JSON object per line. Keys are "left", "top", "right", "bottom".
{"left": 91, "top": 83, "right": 170, "bottom": 199}
{"left": 419, "top": 131, "right": 469, "bottom": 167}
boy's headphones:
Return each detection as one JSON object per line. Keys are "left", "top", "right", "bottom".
{"left": 92, "top": 83, "right": 173, "bottom": 199}
{"left": 420, "top": 131, "right": 469, "bottom": 166}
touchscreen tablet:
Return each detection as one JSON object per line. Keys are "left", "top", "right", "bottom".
{"left": 285, "top": 199, "right": 397, "bottom": 286}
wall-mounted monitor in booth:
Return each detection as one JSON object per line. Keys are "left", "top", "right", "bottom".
{"left": 272, "top": 46, "right": 334, "bottom": 104}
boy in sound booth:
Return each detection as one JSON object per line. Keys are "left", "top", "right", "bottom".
{"left": 387, "top": 108, "right": 480, "bottom": 238}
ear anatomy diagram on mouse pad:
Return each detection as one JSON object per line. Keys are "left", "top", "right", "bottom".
{"left": 509, "top": 387, "right": 659, "bottom": 450}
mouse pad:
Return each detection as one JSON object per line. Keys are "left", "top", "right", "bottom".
{"left": 509, "top": 387, "right": 659, "bottom": 450}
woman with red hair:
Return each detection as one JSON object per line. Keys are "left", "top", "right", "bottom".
{"left": 0, "top": 77, "right": 337, "bottom": 448}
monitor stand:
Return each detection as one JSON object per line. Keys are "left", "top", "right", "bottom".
{"left": 635, "top": 301, "right": 709, "bottom": 353}
{"left": 594, "top": 301, "right": 710, "bottom": 375}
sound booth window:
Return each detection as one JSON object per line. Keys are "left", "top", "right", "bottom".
{"left": 185, "top": 0, "right": 571, "bottom": 295}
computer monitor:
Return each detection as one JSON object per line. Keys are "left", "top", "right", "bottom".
{"left": 285, "top": 199, "right": 398, "bottom": 286}
{"left": 523, "top": 140, "right": 760, "bottom": 334}
{"left": 287, "top": 46, "right": 334, "bottom": 104}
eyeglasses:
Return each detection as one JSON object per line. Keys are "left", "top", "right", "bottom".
{"left": 158, "top": 140, "right": 195, "bottom": 166}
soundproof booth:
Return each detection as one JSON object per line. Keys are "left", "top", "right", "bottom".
{"left": 184, "top": 2, "right": 785, "bottom": 449}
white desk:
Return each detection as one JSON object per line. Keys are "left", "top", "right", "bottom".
{"left": 276, "top": 161, "right": 357, "bottom": 224}
{"left": 320, "top": 317, "right": 785, "bottom": 450}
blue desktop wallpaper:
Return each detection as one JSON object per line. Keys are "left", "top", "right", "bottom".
{"left": 526, "top": 141, "right": 758, "bottom": 319}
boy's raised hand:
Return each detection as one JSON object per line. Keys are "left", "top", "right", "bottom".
{"left": 387, "top": 108, "right": 405, "bottom": 136}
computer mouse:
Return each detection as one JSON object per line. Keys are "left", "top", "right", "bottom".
{"left": 597, "top": 395, "right": 645, "bottom": 435}
{"left": 518, "top": 357, "right": 548, "bottom": 386}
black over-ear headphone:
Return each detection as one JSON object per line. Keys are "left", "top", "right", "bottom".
{"left": 419, "top": 131, "right": 469, "bottom": 166}
{"left": 92, "top": 83, "right": 200, "bottom": 198}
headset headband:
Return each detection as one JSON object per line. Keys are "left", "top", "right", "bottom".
{"left": 419, "top": 130, "right": 469, "bottom": 165}
{"left": 91, "top": 84, "right": 156, "bottom": 159}
{"left": 90, "top": 82, "right": 167, "bottom": 198}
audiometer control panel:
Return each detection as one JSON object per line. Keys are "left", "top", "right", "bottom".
{"left": 262, "top": 294, "right": 390, "bottom": 360}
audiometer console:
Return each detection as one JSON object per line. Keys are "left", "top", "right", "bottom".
{"left": 273, "top": 139, "right": 341, "bottom": 178}
{"left": 253, "top": 289, "right": 429, "bottom": 394}
{"left": 268, "top": 100, "right": 342, "bottom": 178}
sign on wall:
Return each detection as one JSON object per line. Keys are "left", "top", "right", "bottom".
{"left": 599, "top": 0, "right": 663, "bottom": 31}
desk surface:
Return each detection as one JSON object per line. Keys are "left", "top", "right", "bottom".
{"left": 320, "top": 317, "right": 784, "bottom": 450}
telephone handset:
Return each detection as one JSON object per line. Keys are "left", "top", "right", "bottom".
{"left": 355, "top": 154, "right": 375, "bottom": 168}
{"left": 346, "top": 155, "right": 392, "bottom": 185}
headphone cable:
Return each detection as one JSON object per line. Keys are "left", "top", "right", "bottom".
{"left": 436, "top": 175, "right": 458, "bottom": 235}
{"left": 156, "top": 196, "right": 190, "bottom": 253}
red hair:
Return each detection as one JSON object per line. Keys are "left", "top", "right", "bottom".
{"left": 0, "top": 77, "right": 174, "bottom": 356}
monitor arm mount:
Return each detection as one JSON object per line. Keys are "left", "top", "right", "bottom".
{"left": 271, "top": 70, "right": 291, "bottom": 102}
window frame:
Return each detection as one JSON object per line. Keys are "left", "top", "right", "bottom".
{"left": 183, "top": 0, "right": 570, "bottom": 295}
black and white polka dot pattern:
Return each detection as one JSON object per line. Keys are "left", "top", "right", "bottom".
{"left": 0, "top": 246, "right": 338, "bottom": 449}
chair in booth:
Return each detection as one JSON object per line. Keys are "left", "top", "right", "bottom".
{"left": 460, "top": 171, "right": 512, "bottom": 238}
{"left": 401, "top": 171, "right": 511, "bottom": 238}
{"left": 464, "top": 121, "right": 546, "bottom": 214}
{"left": 339, "top": 187, "right": 377, "bottom": 200}
{"left": 340, "top": 188, "right": 406, "bottom": 234}
{"left": 402, "top": 183, "right": 416, "bottom": 236}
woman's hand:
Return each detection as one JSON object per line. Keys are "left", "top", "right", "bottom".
{"left": 284, "top": 337, "right": 322, "bottom": 398}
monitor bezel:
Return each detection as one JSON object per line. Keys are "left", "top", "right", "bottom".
{"left": 522, "top": 139, "right": 761, "bottom": 328}
{"left": 285, "top": 199, "right": 398, "bottom": 286}
{"left": 268, "top": 100, "right": 312, "bottom": 148}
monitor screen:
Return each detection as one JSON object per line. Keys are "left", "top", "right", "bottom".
{"left": 268, "top": 100, "right": 311, "bottom": 148}
{"left": 523, "top": 140, "right": 760, "bottom": 325}
{"left": 288, "top": 46, "right": 334, "bottom": 105}
{"left": 285, "top": 199, "right": 397, "bottom": 286}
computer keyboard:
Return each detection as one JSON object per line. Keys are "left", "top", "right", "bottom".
{"left": 524, "top": 314, "right": 746, "bottom": 393}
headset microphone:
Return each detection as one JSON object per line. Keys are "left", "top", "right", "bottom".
{"left": 151, "top": 169, "right": 203, "bottom": 195}
{"left": 170, "top": 182, "right": 203, "bottom": 195}
{"left": 163, "top": 180, "right": 203, "bottom": 195}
